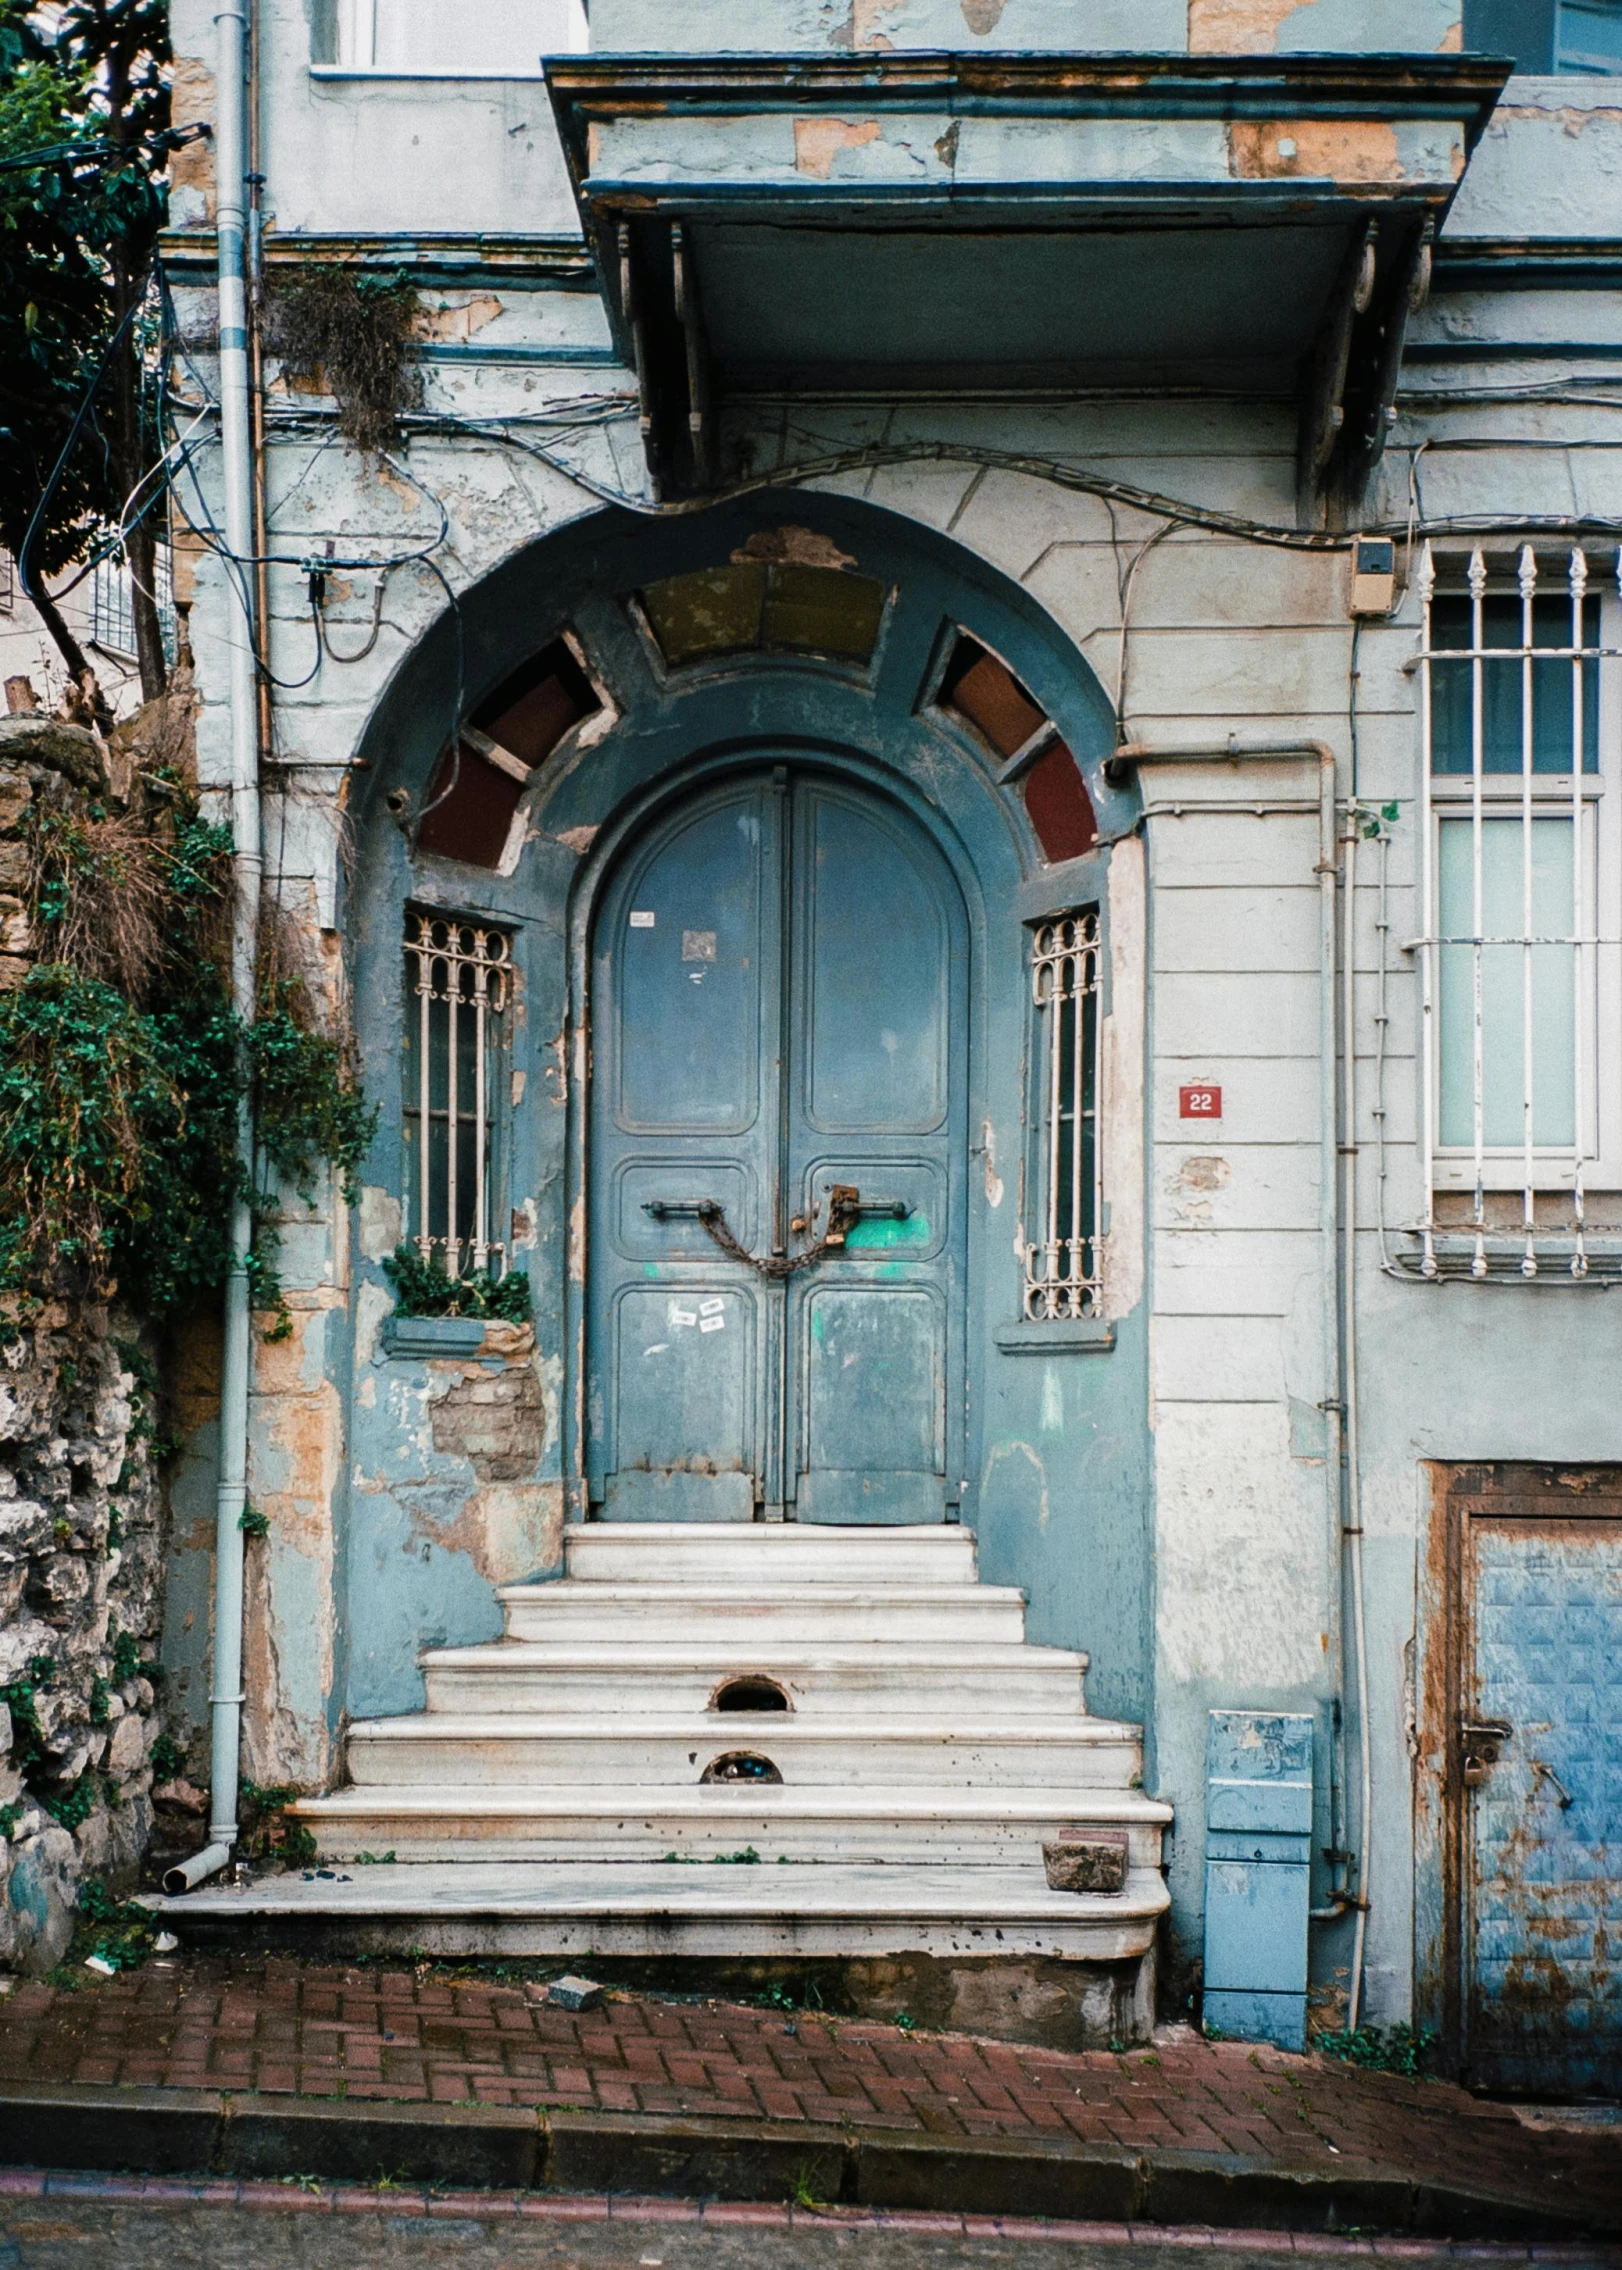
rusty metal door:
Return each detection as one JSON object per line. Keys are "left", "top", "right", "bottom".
{"left": 1442, "top": 1467, "right": 1622, "bottom": 2095}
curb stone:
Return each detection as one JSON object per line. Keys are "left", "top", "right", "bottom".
{"left": 0, "top": 2085, "right": 1610, "bottom": 2240}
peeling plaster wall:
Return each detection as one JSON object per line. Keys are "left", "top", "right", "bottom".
{"left": 157, "top": 0, "right": 1622, "bottom": 2033}
{"left": 592, "top": 0, "right": 1460, "bottom": 52}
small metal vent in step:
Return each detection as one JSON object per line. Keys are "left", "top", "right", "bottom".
{"left": 701, "top": 1751, "right": 784, "bottom": 1785}
{"left": 712, "top": 1676, "right": 790, "bottom": 1713}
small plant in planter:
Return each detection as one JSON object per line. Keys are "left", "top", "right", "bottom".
{"left": 382, "top": 1243, "right": 531, "bottom": 1323}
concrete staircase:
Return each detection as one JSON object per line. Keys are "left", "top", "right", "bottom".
{"left": 164, "top": 1524, "right": 1170, "bottom": 2044}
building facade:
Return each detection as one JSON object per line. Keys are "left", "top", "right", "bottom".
{"left": 158, "top": 0, "right": 1622, "bottom": 2091}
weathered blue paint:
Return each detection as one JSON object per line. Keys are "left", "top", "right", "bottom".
{"left": 589, "top": 768, "right": 968, "bottom": 1523}
{"left": 1466, "top": 1519, "right": 1622, "bottom": 2095}
{"left": 340, "top": 494, "right": 1152, "bottom": 1723}
{"left": 1202, "top": 1710, "right": 1315, "bottom": 2053}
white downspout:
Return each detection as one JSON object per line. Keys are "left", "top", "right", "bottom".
{"left": 178, "top": 0, "right": 260, "bottom": 1895}
{"left": 1105, "top": 736, "right": 1370, "bottom": 2008}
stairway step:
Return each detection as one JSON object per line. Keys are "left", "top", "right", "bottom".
{"left": 499, "top": 1582, "right": 1028, "bottom": 1646}
{"left": 422, "top": 1642, "right": 1089, "bottom": 1717}
{"left": 562, "top": 1522, "right": 979, "bottom": 1585}
{"left": 152, "top": 1859, "right": 1166, "bottom": 1966}
{"left": 294, "top": 1784, "right": 1170, "bottom": 1866}
{"left": 343, "top": 1712, "right": 1140, "bottom": 1789}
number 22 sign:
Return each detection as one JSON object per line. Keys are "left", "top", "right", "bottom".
{"left": 1179, "top": 1085, "right": 1222, "bottom": 1120}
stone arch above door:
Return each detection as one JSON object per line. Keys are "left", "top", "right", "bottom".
{"left": 345, "top": 490, "right": 1141, "bottom": 1558}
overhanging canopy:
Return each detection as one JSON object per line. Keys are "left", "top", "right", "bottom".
{"left": 545, "top": 51, "right": 1507, "bottom": 498}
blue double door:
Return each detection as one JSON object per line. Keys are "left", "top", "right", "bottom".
{"left": 587, "top": 767, "right": 968, "bottom": 1523}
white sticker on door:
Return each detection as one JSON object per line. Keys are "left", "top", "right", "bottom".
{"left": 630, "top": 910, "right": 656, "bottom": 929}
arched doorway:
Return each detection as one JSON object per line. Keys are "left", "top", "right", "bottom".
{"left": 587, "top": 763, "right": 969, "bottom": 1523}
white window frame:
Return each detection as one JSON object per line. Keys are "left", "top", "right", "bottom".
{"left": 331, "top": 0, "right": 587, "bottom": 72}
{"left": 1417, "top": 542, "right": 1622, "bottom": 1278}
{"left": 1022, "top": 910, "right": 1104, "bottom": 1322}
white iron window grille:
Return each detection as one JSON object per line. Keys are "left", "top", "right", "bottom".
{"left": 403, "top": 913, "right": 511, "bottom": 1277}
{"left": 1024, "top": 913, "right": 1104, "bottom": 1320}
{"left": 90, "top": 545, "right": 175, "bottom": 662}
{"left": 0, "top": 548, "right": 13, "bottom": 614}
{"left": 1416, "top": 542, "right": 1622, "bottom": 1280}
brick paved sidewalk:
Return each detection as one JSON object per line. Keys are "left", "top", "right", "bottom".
{"left": 0, "top": 1959, "right": 1615, "bottom": 2231}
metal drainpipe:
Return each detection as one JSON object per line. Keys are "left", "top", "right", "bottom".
{"left": 175, "top": 0, "right": 261, "bottom": 1897}
{"left": 1104, "top": 736, "right": 1370, "bottom": 2001}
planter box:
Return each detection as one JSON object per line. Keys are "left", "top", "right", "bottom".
{"left": 380, "top": 1314, "right": 488, "bottom": 1360}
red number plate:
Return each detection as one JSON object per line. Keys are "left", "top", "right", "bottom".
{"left": 1179, "top": 1085, "right": 1222, "bottom": 1119}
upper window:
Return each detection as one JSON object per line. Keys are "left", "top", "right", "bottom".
{"left": 1464, "top": 0, "right": 1622, "bottom": 72}
{"left": 327, "top": 0, "right": 586, "bottom": 71}
{"left": 1419, "top": 545, "right": 1621, "bottom": 1277}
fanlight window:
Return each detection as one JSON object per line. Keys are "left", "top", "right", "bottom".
{"left": 937, "top": 634, "right": 1097, "bottom": 863}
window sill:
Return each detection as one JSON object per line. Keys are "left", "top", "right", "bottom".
{"left": 995, "top": 1318, "right": 1115, "bottom": 1355}
{"left": 380, "top": 1314, "right": 487, "bottom": 1359}
{"left": 309, "top": 64, "right": 550, "bottom": 81}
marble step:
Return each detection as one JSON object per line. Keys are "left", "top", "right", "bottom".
{"left": 561, "top": 1522, "right": 979, "bottom": 1585}
{"left": 341, "top": 1712, "right": 1144, "bottom": 1789}
{"left": 498, "top": 1581, "right": 1029, "bottom": 1646}
{"left": 422, "top": 1641, "right": 1089, "bottom": 1717}
{"left": 153, "top": 1859, "right": 1167, "bottom": 1965}
{"left": 293, "top": 1783, "right": 1171, "bottom": 1867}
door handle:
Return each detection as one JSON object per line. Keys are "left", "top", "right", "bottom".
{"left": 1459, "top": 1716, "right": 1513, "bottom": 1786}
{"left": 1531, "top": 1757, "right": 1574, "bottom": 1810}
{"left": 642, "top": 1199, "right": 721, "bottom": 1222}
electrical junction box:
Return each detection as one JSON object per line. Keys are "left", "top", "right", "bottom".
{"left": 1202, "top": 1710, "right": 1314, "bottom": 2051}
{"left": 1349, "top": 536, "right": 1397, "bottom": 617}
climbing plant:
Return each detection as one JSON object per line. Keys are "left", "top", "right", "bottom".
{"left": 265, "top": 264, "right": 422, "bottom": 456}
{"left": 0, "top": 767, "right": 377, "bottom": 1326}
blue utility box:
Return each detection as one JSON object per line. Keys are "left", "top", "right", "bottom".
{"left": 1202, "top": 1710, "right": 1314, "bottom": 2051}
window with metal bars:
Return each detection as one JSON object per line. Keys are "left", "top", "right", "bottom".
{"left": 1417, "top": 543, "right": 1622, "bottom": 1280}
{"left": 402, "top": 912, "right": 511, "bottom": 1277}
{"left": 1024, "top": 912, "right": 1103, "bottom": 1320}
{"left": 90, "top": 546, "right": 176, "bottom": 662}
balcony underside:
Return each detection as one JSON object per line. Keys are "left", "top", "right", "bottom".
{"left": 547, "top": 50, "right": 1508, "bottom": 502}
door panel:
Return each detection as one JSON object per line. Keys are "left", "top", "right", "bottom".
{"left": 1464, "top": 1511, "right": 1622, "bottom": 2094}
{"left": 803, "top": 789, "right": 950, "bottom": 1134}
{"left": 785, "top": 781, "right": 966, "bottom": 1521}
{"left": 612, "top": 796, "right": 767, "bottom": 1137}
{"left": 588, "top": 768, "right": 966, "bottom": 1523}
{"left": 590, "top": 781, "right": 780, "bottom": 1520}
{"left": 602, "top": 1283, "right": 758, "bottom": 1523}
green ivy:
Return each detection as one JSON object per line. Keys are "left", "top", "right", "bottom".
{"left": 40, "top": 1775, "right": 95, "bottom": 1830}
{"left": 1316, "top": 2022, "right": 1435, "bottom": 2078}
{"left": 110, "top": 1630, "right": 141, "bottom": 1683}
{"left": 148, "top": 1733, "right": 183, "bottom": 1785}
{"left": 3, "top": 794, "right": 376, "bottom": 1328}
{"left": 0, "top": 1677, "right": 46, "bottom": 1776}
{"left": 382, "top": 1242, "right": 531, "bottom": 1322}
